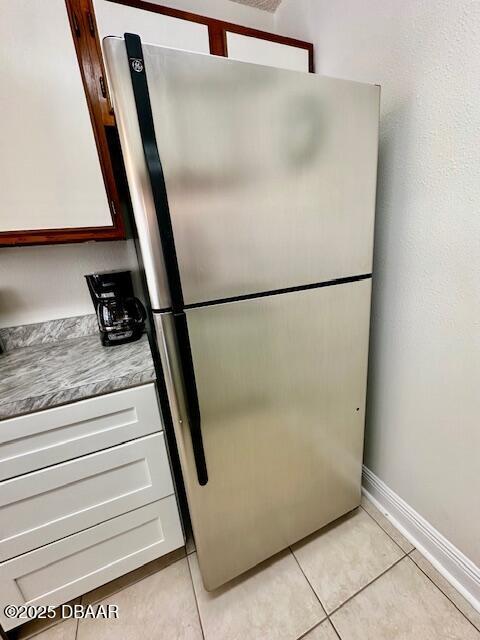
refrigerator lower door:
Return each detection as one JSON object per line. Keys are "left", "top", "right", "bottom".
{"left": 155, "top": 278, "right": 372, "bottom": 590}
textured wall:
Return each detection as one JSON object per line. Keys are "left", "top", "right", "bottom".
{"left": 276, "top": 0, "right": 480, "bottom": 565}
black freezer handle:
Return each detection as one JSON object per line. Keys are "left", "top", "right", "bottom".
{"left": 124, "top": 32, "right": 208, "bottom": 485}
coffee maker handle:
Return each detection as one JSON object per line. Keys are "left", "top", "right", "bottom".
{"left": 131, "top": 297, "right": 147, "bottom": 322}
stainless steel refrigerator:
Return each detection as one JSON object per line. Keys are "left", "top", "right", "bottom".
{"left": 104, "top": 34, "right": 379, "bottom": 591}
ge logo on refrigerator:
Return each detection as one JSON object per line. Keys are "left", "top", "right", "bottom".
{"left": 130, "top": 58, "right": 143, "bottom": 73}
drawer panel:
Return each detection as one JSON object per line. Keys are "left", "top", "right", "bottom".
{"left": 0, "top": 432, "right": 173, "bottom": 561}
{"left": 0, "top": 497, "right": 184, "bottom": 630}
{"left": 0, "top": 384, "right": 162, "bottom": 480}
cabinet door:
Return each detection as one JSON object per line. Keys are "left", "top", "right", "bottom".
{"left": 226, "top": 32, "right": 311, "bottom": 72}
{"left": 0, "top": 0, "right": 114, "bottom": 235}
{"left": 0, "top": 384, "right": 162, "bottom": 481}
{"left": 0, "top": 433, "right": 173, "bottom": 560}
{"left": 0, "top": 498, "right": 183, "bottom": 631}
{"left": 93, "top": 0, "right": 210, "bottom": 54}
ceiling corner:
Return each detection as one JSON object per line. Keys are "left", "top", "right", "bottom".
{"left": 228, "top": 0, "right": 283, "bottom": 14}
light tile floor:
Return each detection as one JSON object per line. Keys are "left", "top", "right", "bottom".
{"left": 11, "top": 498, "right": 480, "bottom": 640}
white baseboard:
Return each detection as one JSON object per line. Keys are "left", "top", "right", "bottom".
{"left": 362, "top": 465, "right": 480, "bottom": 613}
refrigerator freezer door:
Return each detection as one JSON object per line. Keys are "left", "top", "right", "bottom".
{"left": 155, "top": 278, "right": 371, "bottom": 590}
{"left": 104, "top": 38, "right": 379, "bottom": 307}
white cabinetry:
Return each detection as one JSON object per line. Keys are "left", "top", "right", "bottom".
{"left": 0, "top": 0, "right": 113, "bottom": 233}
{"left": 0, "top": 384, "right": 162, "bottom": 480}
{"left": 0, "top": 433, "right": 173, "bottom": 561}
{"left": 0, "top": 384, "right": 183, "bottom": 631}
{"left": 93, "top": 0, "right": 210, "bottom": 53}
{"left": 226, "top": 32, "right": 310, "bottom": 72}
{"left": 0, "top": 499, "right": 182, "bottom": 630}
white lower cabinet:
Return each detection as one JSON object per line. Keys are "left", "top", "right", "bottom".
{"left": 0, "top": 432, "right": 173, "bottom": 561}
{"left": 0, "top": 383, "right": 162, "bottom": 481}
{"left": 0, "top": 385, "right": 185, "bottom": 631}
{"left": 0, "top": 498, "right": 183, "bottom": 630}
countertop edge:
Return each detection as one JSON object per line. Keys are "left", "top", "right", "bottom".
{"left": 0, "top": 369, "right": 156, "bottom": 421}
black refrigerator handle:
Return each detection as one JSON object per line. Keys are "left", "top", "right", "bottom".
{"left": 124, "top": 32, "right": 208, "bottom": 486}
{"left": 173, "top": 312, "right": 208, "bottom": 485}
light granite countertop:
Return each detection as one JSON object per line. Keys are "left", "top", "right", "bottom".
{"left": 0, "top": 316, "right": 156, "bottom": 420}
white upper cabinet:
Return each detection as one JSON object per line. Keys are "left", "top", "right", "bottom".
{"left": 93, "top": 0, "right": 210, "bottom": 53}
{"left": 0, "top": 0, "right": 113, "bottom": 232}
{"left": 0, "top": 0, "right": 312, "bottom": 244}
{"left": 226, "top": 32, "right": 310, "bottom": 72}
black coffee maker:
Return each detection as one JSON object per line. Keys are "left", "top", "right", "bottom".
{"left": 85, "top": 271, "right": 146, "bottom": 346}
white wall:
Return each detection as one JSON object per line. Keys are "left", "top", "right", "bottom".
{"left": 0, "top": 241, "right": 136, "bottom": 328}
{"left": 276, "top": 0, "right": 480, "bottom": 567}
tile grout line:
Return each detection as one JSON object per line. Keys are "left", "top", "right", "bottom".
{"left": 289, "top": 547, "right": 331, "bottom": 640}
{"left": 290, "top": 525, "right": 411, "bottom": 639}
{"left": 80, "top": 552, "right": 188, "bottom": 607}
{"left": 290, "top": 541, "right": 407, "bottom": 640}
{"left": 328, "top": 616, "right": 343, "bottom": 640}
{"left": 288, "top": 552, "right": 343, "bottom": 640}
{"left": 360, "top": 504, "right": 414, "bottom": 556}
{"left": 328, "top": 554, "right": 407, "bottom": 617}
{"left": 75, "top": 595, "right": 84, "bottom": 640}
{"left": 185, "top": 555, "right": 206, "bottom": 640}
{"left": 291, "top": 506, "right": 406, "bottom": 640}
{"left": 289, "top": 545, "right": 329, "bottom": 611}
{"left": 13, "top": 603, "right": 81, "bottom": 640}
{"left": 295, "top": 620, "right": 326, "bottom": 640}
{"left": 406, "top": 554, "right": 480, "bottom": 634}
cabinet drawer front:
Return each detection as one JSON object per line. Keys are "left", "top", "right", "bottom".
{"left": 0, "top": 433, "right": 172, "bottom": 561}
{"left": 0, "top": 498, "right": 183, "bottom": 630}
{"left": 0, "top": 384, "right": 162, "bottom": 480}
